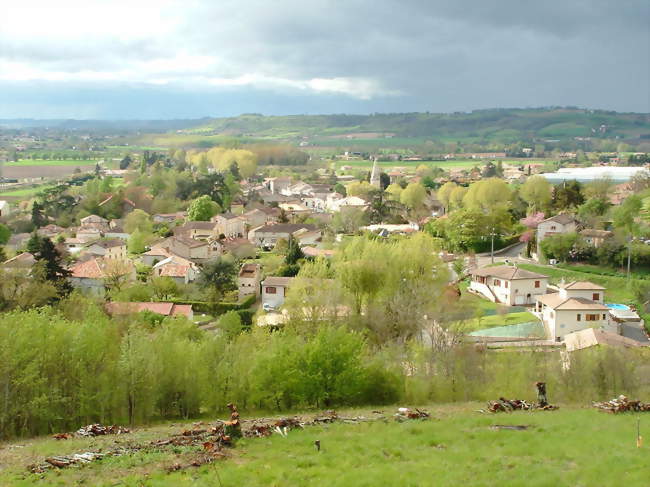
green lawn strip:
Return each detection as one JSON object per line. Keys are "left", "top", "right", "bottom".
{"left": 7, "top": 160, "right": 99, "bottom": 167}
{"left": 462, "top": 311, "right": 537, "bottom": 332}
{"left": 1, "top": 407, "right": 646, "bottom": 486}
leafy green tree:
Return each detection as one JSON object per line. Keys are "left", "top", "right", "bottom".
{"left": 198, "top": 257, "right": 237, "bottom": 295}
{"left": 30, "top": 201, "right": 47, "bottom": 228}
{"left": 400, "top": 182, "right": 427, "bottom": 210}
{"left": 0, "top": 224, "right": 11, "bottom": 245}
{"left": 119, "top": 154, "right": 132, "bottom": 169}
{"left": 151, "top": 276, "right": 179, "bottom": 301}
{"left": 128, "top": 229, "right": 147, "bottom": 254}
{"left": 553, "top": 180, "right": 584, "bottom": 210}
{"left": 334, "top": 183, "right": 347, "bottom": 196}
{"left": 187, "top": 195, "right": 218, "bottom": 221}
{"left": 124, "top": 209, "right": 153, "bottom": 234}
{"left": 540, "top": 233, "right": 578, "bottom": 262}
{"left": 217, "top": 311, "right": 243, "bottom": 340}
{"left": 519, "top": 175, "right": 552, "bottom": 212}
{"left": 285, "top": 235, "right": 305, "bottom": 265}
{"left": 612, "top": 195, "right": 643, "bottom": 278}
{"left": 32, "top": 237, "right": 72, "bottom": 296}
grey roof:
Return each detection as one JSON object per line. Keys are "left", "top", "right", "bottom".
{"left": 262, "top": 276, "right": 294, "bottom": 287}
{"left": 254, "top": 223, "right": 317, "bottom": 234}
{"left": 92, "top": 239, "right": 125, "bottom": 249}
{"left": 544, "top": 213, "right": 578, "bottom": 225}
{"left": 472, "top": 265, "right": 548, "bottom": 280}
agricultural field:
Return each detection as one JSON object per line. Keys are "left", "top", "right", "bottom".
{"left": 6, "top": 159, "right": 100, "bottom": 167}
{"left": 0, "top": 405, "right": 647, "bottom": 486}
{"left": 2, "top": 162, "right": 97, "bottom": 180}
{"left": 0, "top": 184, "right": 54, "bottom": 198}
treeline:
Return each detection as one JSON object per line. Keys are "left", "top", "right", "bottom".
{"left": 1, "top": 297, "right": 648, "bottom": 439}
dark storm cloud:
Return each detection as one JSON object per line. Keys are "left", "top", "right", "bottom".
{"left": 0, "top": 0, "right": 648, "bottom": 118}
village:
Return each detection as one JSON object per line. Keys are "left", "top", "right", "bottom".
{"left": 0, "top": 149, "right": 648, "bottom": 355}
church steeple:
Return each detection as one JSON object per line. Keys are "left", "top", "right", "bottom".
{"left": 369, "top": 157, "right": 381, "bottom": 188}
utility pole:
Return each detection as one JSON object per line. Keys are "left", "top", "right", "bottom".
{"left": 491, "top": 230, "right": 495, "bottom": 264}
{"left": 627, "top": 235, "right": 632, "bottom": 280}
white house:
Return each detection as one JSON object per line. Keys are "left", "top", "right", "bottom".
{"left": 86, "top": 239, "right": 128, "bottom": 260}
{"left": 536, "top": 214, "right": 579, "bottom": 259}
{"left": 535, "top": 281, "right": 613, "bottom": 342}
{"left": 238, "top": 263, "right": 261, "bottom": 300}
{"left": 469, "top": 265, "right": 548, "bottom": 306}
{"left": 0, "top": 200, "right": 12, "bottom": 217}
{"left": 248, "top": 223, "right": 318, "bottom": 248}
{"left": 261, "top": 276, "right": 294, "bottom": 310}
{"left": 212, "top": 213, "right": 246, "bottom": 239}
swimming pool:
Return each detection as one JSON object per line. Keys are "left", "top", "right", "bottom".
{"left": 607, "top": 303, "right": 631, "bottom": 311}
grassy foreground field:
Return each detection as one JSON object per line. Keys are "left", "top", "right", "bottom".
{"left": 1, "top": 405, "right": 647, "bottom": 486}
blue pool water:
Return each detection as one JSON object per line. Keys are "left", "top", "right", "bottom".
{"left": 607, "top": 303, "right": 630, "bottom": 310}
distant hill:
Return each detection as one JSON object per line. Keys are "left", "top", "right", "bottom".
{"left": 187, "top": 108, "right": 650, "bottom": 144}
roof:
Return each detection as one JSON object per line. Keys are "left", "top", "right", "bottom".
{"left": 213, "top": 212, "right": 242, "bottom": 221}
{"left": 172, "top": 235, "right": 209, "bottom": 248}
{"left": 179, "top": 221, "right": 215, "bottom": 231}
{"left": 3, "top": 252, "right": 36, "bottom": 268}
{"left": 98, "top": 194, "right": 136, "bottom": 208}
{"left": 80, "top": 214, "right": 108, "bottom": 224}
{"left": 472, "top": 265, "right": 548, "bottom": 280}
{"left": 536, "top": 293, "right": 609, "bottom": 311}
{"left": 70, "top": 258, "right": 105, "bottom": 279}
{"left": 157, "top": 263, "right": 191, "bottom": 278}
{"left": 580, "top": 229, "right": 613, "bottom": 238}
{"left": 91, "top": 239, "right": 125, "bottom": 249}
{"left": 565, "top": 328, "right": 647, "bottom": 351}
{"left": 252, "top": 223, "right": 317, "bottom": 234}
{"left": 302, "top": 247, "right": 336, "bottom": 258}
{"left": 543, "top": 214, "right": 578, "bottom": 225}
{"left": 239, "top": 263, "right": 261, "bottom": 277}
{"left": 561, "top": 281, "right": 606, "bottom": 291}
{"left": 262, "top": 276, "right": 294, "bottom": 287}
{"left": 105, "top": 302, "right": 193, "bottom": 318}
{"left": 143, "top": 247, "right": 171, "bottom": 257}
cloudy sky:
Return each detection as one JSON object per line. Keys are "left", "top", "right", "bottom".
{"left": 1, "top": 0, "right": 648, "bottom": 119}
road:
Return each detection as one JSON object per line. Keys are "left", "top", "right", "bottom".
{"left": 476, "top": 242, "right": 527, "bottom": 268}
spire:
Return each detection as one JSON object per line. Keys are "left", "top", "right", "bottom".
{"left": 370, "top": 157, "right": 381, "bottom": 188}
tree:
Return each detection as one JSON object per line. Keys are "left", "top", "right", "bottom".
{"left": 31, "top": 201, "right": 47, "bottom": 228}
{"left": 400, "top": 182, "right": 427, "bottom": 210}
{"left": 124, "top": 209, "right": 153, "bottom": 234}
{"left": 334, "top": 183, "right": 347, "bottom": 196}
{"left": 198, "top": 257, "right": 237, "bottom": 295}
{"left": 128, "top": 229, "right": 147, "bottom": 254}
{"left": 519, "top": 176, "right": 552, "bottom": 212}
{"left": 437, "top": 182, "right": 457, "bottom": 212}
{"left": 346, "top": 181, "right": 374, "bottom": 199}
{"left": 540, "top": 233, "right": 578, "bottom": 262}
{"left": 612, "top": 195, "right": 643, "bottom": 278}
{"left": 187, "top": 195, "right": 218, "bottom": 221}
{"left": 584, "top": 177, "right": 614, "bottom": 201}
{"left": 385, "top": 183, "right": 403, "bottom": 201}
{"left": 463, "top": 178, "right": 511, "bottom": 211}
{"left": 0, "top": 224, "right": 11, "bottom": 245}
{"left": 285, "top": 235, "right": 304, "bottom": 265}
{"left": 217, "top": 311, "right": 243, "bottom": 340}
{"left": 119, "top": 154, "right": 133, "bottom": 169}
{"left": 553, "top": 180, "right": 584, "bottom": 210}
{"left": 32, "top": 237, "right": 72, "bottom": 296}
{"left": 151, "top": 276, "right": 179, "bottom": 301}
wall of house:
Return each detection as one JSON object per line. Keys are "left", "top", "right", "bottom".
{"left": 262, "top": 285, "right": 286, "bottom": 308}
{"left": 69, "top": 277, "right": 105, "bottom": 296}
{"left": 239, "top": 276, "right": 260, "bottom": 299}
{"left": 470, "top": 277, "right": 547, "bottom": 305}
{"left": 544, "top": 308, "right": 611, "bottom": 341}
{"left": 560, "top": 288, "right": 604, "bottom": 304}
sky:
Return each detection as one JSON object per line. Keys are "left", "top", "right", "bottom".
{"left": 1, "top": 0, "right": 648, "bottom": 119}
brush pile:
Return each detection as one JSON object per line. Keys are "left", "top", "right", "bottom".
{"left": 593, "top": 395, "right": 650, "bottom": 413}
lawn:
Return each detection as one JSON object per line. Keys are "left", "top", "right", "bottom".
{"left": 0, "top": 185, "right": 53, "bottom": 197}
{"left": 1, "top": 405, "right": 647, "bottom": 486}
{"left": 6, "top": 159, "right": 99, "bottom": 167}
{"left": 463, "top": 311, "right": 538, "bottom": 332}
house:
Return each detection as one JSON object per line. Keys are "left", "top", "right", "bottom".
{"left": 174, "top": 221, "right": 216, "bottom": 240}
{"left": 326, "top": 196, "right": 368, "bottom": 212}
{"left": 241, "top": 208, "right": 274, "bottom": 229}
{"left": 64, "top": 237, "right": 90, "bottom": 253}
{"left": 2, "top": 252, "right": 36, "bottom": 273}
{"left": 140, "top": 247, "right": 172, "bottom": 266}
{"left": 580, "top": 229, "right": 613, "bottom": 248}
{"left": 86, "top": 239, "right": 128, "bottom": 260}
{"left": 36, "top": 224, "right": 64, "bottom": 239}
{"left": 564, "top": 328, "right": 647, "bottom": 352}
{"left": 265, "top": 177, "right": 292, "bottom": 194}
{"left": 536, "top": 214, "right": 579, "bottom": 259}
{"left": 76, "top": 226, "right": 104, "bottom": 241}
{"left": 238, "top": 263, "right": 261, "bottom": 300}
{"left": 261, "top": 276, "right": 294, "bottom": 310}
{"left": 535, "top": 281, "right": 613, "bottom": 342}
{"left": 469, "top": 265, "right": 548, "bottom": 306}
{"left": 248, "top": 223, "right": 318, "bottom": 248}
{"left": 152, "top": 255, "right": 198, "bottom": 285}
{"left": 105, "top": 302, "right": 194, "bottom": 320}
{"left": 302, "top": 247, "right": 336, "bottom": 259}
{"left": 0, "top": 200, "right": 11, "bottom": 217}
{"left": 80, "top": 214, "right": 109, "bottom": 227}
{"left": 167, "top": 235, "right": 214, "bottom": 260}
{"left": 67, "top": 258, "right": 108, "bottom": 295}
{"left": 293, "top": 227, "right": 323, "bottom": 246}
{"left": 212, "top": 213, "right": 246, "bottom": 238}
{"left": 6, "top": 233, "right": 30, "bottom": 252}
{"left": 153, "top": 212, "right": 186, "bottom": 224}
{"left": 105, "top": 219, "right": 130, "bottom": 240}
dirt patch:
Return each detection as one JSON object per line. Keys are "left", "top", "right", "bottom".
{"left": 3, "top": 164, "right": 95, "bottom": 179}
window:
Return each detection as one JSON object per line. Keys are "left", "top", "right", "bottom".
{"left": 603, "top": 314, "right": 607, "bottom": 320}
{"left": 576, "top": 314, "right": 581, "bottom": 321}
{"left": 504, "top": 281, "right": 509, "bottom": 289}
{"left": 585, "top": 314, "right": 599, "bottom": 321}
{"left": 535, "top": 281, "right": 540, "bottom": 288}
{"left": 551, "top": 225, "right": 556, "bottom": 230}
{"left": 494, "top": 279, "right": 501, "bottom": 287}
{"left": 265, "top": 286, "right": 277, "bottom": 294}
{"left": 592, "top": 293, "right": 600, "bottom": 301}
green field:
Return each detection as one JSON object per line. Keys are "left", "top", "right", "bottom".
{"left": 6, "top": 159, "right": 99, "bottom": 167}
{"left": 1, "top": 405, "right": 647, "bottom": 486}
{"left": 0, "top": 185, "right": 53, "bottom": 197}
{"left": 334, "top": 159, "right": 539, "bottom": 172}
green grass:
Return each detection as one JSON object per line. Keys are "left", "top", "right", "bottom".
{"left": 6, "top": 159, "right": 99, "bottom": 167}
{"left": 1, "top": 405, "right": 647, "bottom": 486}
{"left": 517, "top": 263, "right": 636, "bottom": 304}
{"left": 0, "top": 185, "right": 53, "bottom": 197}
{"left": 463, "top": 311, "right": 537, "bottom": 331}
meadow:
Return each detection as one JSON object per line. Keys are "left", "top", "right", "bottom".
{"left": 6, "top": 159, "right": 99, "bottom": 167}
{"left": 0, "top": 405, "right": 647, "bottom": 486}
